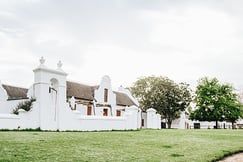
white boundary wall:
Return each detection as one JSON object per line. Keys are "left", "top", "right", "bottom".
{"left": 0, "top": 58, "right": 161, "bottom": 131}
{"left": 0, "top": 102, "right": 141, "bottom": 131}
{"left": 144, "top": 108, "right": 161, "bottom": 129}
{"left": 171, "top": 112, "right": 188, "bottom": 129}
{"left": 0, "top": 114, "right": 19, "bottom": 129}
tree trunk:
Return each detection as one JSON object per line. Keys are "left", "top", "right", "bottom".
{"left": 232, "top": 121, "right": 234, "bottom": 129}
{"left": 167, "top": 119, "right": 172, "bottom": 129}
{"left": 215, "top": 120, "right": 218, "bottom": 129}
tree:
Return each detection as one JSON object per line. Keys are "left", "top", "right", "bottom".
{"left": 222, "top": 93, "right": 243, "bottom": 128}
{"left": 130, "top": 76, "right": 192, "bottom": 128}
{"left": 190, "top": 77, "right": 243, "bottom": 128}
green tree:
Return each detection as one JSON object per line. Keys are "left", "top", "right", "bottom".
{"left": 224, "top": 99, "right": 243, "bottom": 128}
{"left": 190, "top": 77, "right": 243, "bottom": 128}
{"left": 130, "top": 76, "right": 192, "bottom": 128}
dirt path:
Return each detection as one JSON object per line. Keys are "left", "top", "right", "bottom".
{"left": 218, "top": 152, "right": 243, "bottom": 162}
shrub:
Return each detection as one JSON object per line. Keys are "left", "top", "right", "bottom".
{"left": 12, "top": 98, "right": 36, "bottom": 115}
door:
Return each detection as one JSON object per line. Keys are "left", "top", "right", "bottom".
{"left": 87, "top": 105, "right": 92, "bottom": 115}
{"left": 103, "top": 109, "right": 108, "bottom": 116}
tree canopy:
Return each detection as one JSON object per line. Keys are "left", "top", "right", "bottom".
{"left": 190, "top": 77, "right": 243, "bottom": 128}
{"left": 130, "top": 76, "right": 192, "bottom": 128}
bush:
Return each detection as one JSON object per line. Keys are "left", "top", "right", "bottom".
{"left": 12, "top": 98, "right": 36, "bottom": 115}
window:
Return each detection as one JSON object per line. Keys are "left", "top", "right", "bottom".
{"left": 104, "top": 88, "right": 108, "bottom": 102}
{"left": 142, "top": 119, "right": 144, "bottom": 127}
{"left": 116, "top": 110, "right": 121, "bottom": 117}
{"left": 87, "top": 105, "right": 92, "bottom": 116}
{"left": 103, "top": 109, "right": 108, "bottom": 116}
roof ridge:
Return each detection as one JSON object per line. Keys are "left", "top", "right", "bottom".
{"left": 67, "top": 80, "right": 98, "bottom": 88}
{"left": 2, "top": 84, "right": 28, "bottom": 90}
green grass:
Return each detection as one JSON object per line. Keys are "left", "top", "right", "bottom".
{"left": 0, "top": 129, "right": 242, "bottom": 162}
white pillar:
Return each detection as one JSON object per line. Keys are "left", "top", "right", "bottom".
{"left": 125, "top": 106, "right": 139, "bottom": 130}
{"left": 146, "top": 108, "right": 157, "bottom": 129}
{"left": 33, "top": 57, "right": 68, "bottom": 130}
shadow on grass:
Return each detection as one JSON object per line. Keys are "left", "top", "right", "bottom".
{"left": 170, "top": 153, "right": 184, "bottom": 157}
{"left": 162, "top": 145, "right": 173, "bottom": 149}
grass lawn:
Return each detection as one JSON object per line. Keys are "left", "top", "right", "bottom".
{"left": 0, "top": 129, "right": 242, "bottom": 162}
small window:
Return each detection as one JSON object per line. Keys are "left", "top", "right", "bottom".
{"left": 116, "top": 110, "right": 121, "bottom": 117}
{"left": 142, "top": 119, "right": 144, "bottom": 127}
{"left": 87, "top": 105, "right": 92, "bottom": 116}
{"left": 104, "top": 88, "right": 108, "bottom": 102}
{"left": 103, "top": 109, "right": 108, "bottom": 116}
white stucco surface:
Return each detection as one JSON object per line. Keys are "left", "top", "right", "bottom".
{"left": 0, "top": 58, "right": 161, "bottom": 131}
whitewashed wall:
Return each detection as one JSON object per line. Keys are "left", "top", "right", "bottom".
{"left": 125, "top": 106, "right": 139, "bottom": 130}
{"left": 95, "top": 76, "right": 116, "bottom": 104}
{"left": 171, "top": 112, "right": 187, "bottom": 129}
{"left": 58, "top": 104, "right": 140, "bottom": 131}
{"left": 189, "top": 121, "right": 233, "bottom": 129}
{"left": 137, "top": 108, "right": 142, "bottom": 128}
{"left": 142, "top": 108, "right": 161, "bottom": 129}
{"left": 0, "top": 98, "right": 144, "bottom": 131}
{"left": 94, "top": 76, "right": 117, "bottom": 116}
{"left": 0, "top": 84, "right": 8, "bottom": 113}
{"left": 6, "top": 99, "right": 29, "bottom": 114}
{"left": 76, "top": 104, "right": 85, "bottom": 114}
{"left": 116, "top": 105, "right": 126, "bottom": 116}
{"left": 0, "top": 58, "right": 155, "bottom": 131}
{"left": 18, "top": 102, "right": 40, "bottom": 129}
{"left": 58, "top": 104, "right": 126, "bottom": 131}
{"left": 0, "top": 114, "right": 19, "bottom": 129}
{"left": 146, "top": 108, "right": 161, "bottom": 129}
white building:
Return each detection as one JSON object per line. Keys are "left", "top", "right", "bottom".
{"left": 0, "top": 57, "right": 161, "bottom": 131}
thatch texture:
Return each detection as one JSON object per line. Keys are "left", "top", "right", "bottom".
{"left": 2, "top": 81, "right": 137, "bottom": 107}
{"left": 66, "top": 81, "right": 97, "bottom": 101}
{"left": 2, "top": 84, "right": 28, "bottom": 100}
{"left": 67, "top": 81, "right": 137, "bottom": 107}
{"left": 113, "top": 91, "right": 137, "bottom": 106}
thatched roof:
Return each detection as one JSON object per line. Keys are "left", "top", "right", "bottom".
{"left": 67, "top": 81, "right": 137, "bottom": 107}
{"left": 2, "top": 84, "right": 28, "bottom": 100}
{"left": 1, "top": 81, "right": 137, "bottom": 106}
{"left": 113, "top": 91, "right": 137, "bottom": 107}
{"left": 66, "top": 81, "right": 98, "bottom": 101}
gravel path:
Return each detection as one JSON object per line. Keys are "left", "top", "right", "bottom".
{"left": 218, "top": 153, "right": 243, "bottom": 162}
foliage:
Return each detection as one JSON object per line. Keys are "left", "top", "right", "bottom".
{"left": 0, "top": 130, "right": 242, "bottom": 162}
{"left": 190, "top": 77, "right": 243, "bottom": 128}
{"left": 12, "top": 98, "right": 36, "bottom": 115}
{"left": 130, "top": 76, "right": 192, "bottom": 128}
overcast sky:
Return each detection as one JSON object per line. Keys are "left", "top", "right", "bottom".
{"left": 1, "top": 0, "right": 243, "bottom": 90}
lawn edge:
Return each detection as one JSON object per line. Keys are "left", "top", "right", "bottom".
{"left": 212, "top": 150, "right": 243, "bottom": 162}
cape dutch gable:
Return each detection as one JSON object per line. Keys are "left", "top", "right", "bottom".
{"left": 0, "top": 57, "right": 161, "bottom": 131}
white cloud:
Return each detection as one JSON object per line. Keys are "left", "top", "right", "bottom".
{"left": 144, "top": 6, "right": 238, "bottom": 53}
{"left": 0, "top": 1, "right": 243, "bottom": 90}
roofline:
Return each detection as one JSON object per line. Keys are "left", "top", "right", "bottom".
{"left": 2, "top": 84, "right": 28, "bottom": 90}
{"left": 67, "top": 81, "right": 99, "bottom": 89}
{"left": 33, "top": 67, "right": 68, "bottom": 76}
{"left": 67, "top": 96, "right": 94, "bottom": 101}
{"left": 7, "top": 97, "right": 29, "bottom": 101}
